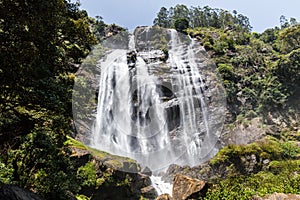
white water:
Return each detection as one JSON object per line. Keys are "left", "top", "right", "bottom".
{"left": 150, "top": 175, "right": 172, "bottom": 196}
{"left": 92, "top": 28, "right": 218, "bottom": 195}
{"left": 92, "top": 35, "right": 172, "bottom": 170}
{"left": 93, "top": 50, "right": 133, "bottom": 156}
{"left": 168, "top": 29, "right": 212, "bottom": 166}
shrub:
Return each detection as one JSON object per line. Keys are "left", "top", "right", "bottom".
{"left": 174, "top": 18, "right": 189, "bottom": 33}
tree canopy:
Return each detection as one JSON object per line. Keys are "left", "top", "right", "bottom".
{"left": 153, "top": 5, "right": 252, "bottom": 32}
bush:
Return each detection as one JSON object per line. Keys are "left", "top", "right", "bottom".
{"left": 77, "top": 162, "right": 97, "bottom": 187}
{"left": 174, "top": 18, "right": 189, "bottom": 33}
{"left": 0, "top": 161, "right": 14, "bottom": 185}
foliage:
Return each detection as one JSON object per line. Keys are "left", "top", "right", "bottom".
{"left": 206, "top": 138, "right": 300, "bottom": 199}
{"left": 186, "top": 24, "right": 296, "bottom": 119}
{"left": 8, "top": 126, "right": 80, "bottom": 199}
{"left": 77, "top": 162, "right": 97, "bottom": 187}
{"left": 174, "top": 18, "right": 189, "bottom": 33}
{"left": 0, "top": 161, "right": 13, "bottom": 185}
{"left": 154, "top": 5, "right": 252, "bottom": 31}
{"left": 64, "top": 135, "right": 88, "bottom": 150}
{"left": 153, "top": 7, "right": 171, "bottom": 28}
{"left": 0, "top": 0, "right": 97, "bottom": 199}
{"left": 277, "top": 24, "right": 300, "bottom": 53}
{"left": 280, "top": 141, "right": 300, "bottom": 159}
{"left": 274, "top": 48, "right": 300, "bottom": 93}
{"left": 89, "top": 16, "right": 107, "bottom": 42}
{"left": 76, "top": 194, "right": 91, "bottom": 200}
{"left": 204, "top": 168, "right": 300, "bottom": 200}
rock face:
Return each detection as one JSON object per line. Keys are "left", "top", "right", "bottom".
{"left": 172, "top": 174, "right": 208, "bottom": 200}
{"left": 0, "top": 185, "right": 43, "bottom": 200}
{"left": 253, "top": 193, "right": 300, "bottom": 200}
{"left": 221, "top": 117, "right": 268, "bottom": 146}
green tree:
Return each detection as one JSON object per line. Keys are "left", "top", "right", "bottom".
{"left": 174, "top": 18, "right": 189, "bottom": 33}
{"left": 280, "top": 15, "right": 289, "bottom": 29}
{"left": 277, "top": 24, "right": 300, "bottom": 53}
{"left": 173, "top": 4, "right": 190, "bottom": 22}
{"left": 153, "top": 7, "right": 171, "bottom": 28}
{"left": 91, "top": 16, "right": 107, "bottom": 42}
{"left": 275, "top": 49, "right": 300, "bottom": 93}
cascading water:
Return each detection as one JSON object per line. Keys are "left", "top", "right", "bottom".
{"left": 168, "top": 30, "right": 213, "bottom": 166}
{"left": 92, "top": 34, "right": 173, "bottom": 170}
{"left": 92, "top": 27, "right": 222, "bottom": 169}
{"left": 76, "top": 27, "right": 226, "bottom": 197}
{"left": 150, "top": 175, "right": 172, "bottom": 196}
{"left": 93, "top": 49, "right": 133, "bottom": 155}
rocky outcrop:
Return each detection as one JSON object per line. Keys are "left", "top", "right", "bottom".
{"left": 0, "top": 185, "right": 43, "bottom": 200}
{"left": 140, "top": 186, "right": 158, "bottom": 199}
{"left": 69, "top": 146, "right": 140, "bottom": 173}
{"left": 67, "top": 138, "right": 156, "bottom": 200}
{"left": 252, "top": 193, "right": 300, "bottom": 200}
{"left": 172, "top": 174, "right": 208, "bottom": 200}
{"left": 156, "top": 193, "right": 173, "bottom": 200}
{"left": 162, "top": 163, "right": 214, "bottom": 183}
{"left": 162, "top": 141, "right": 273, "bottom": 183}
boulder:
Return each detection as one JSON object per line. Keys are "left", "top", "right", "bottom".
{"left": 141, "top": 166, "right": 152, "bottom": 176}
{"left": 156, "top": 193, "right": 173, "bottom": 200}
{"left": 0, "top": 185, "right": 43, "bottom": 200}
{"left": 140, "top": 186, "right": 158, "bottom": 199}
{"left": 130, "top": 173, "right": 152, "bottom": 194}
{"left": 172, "top": 174, "right": 208, "bottom": 200}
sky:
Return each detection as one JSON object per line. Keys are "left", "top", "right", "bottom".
{"left": 78, "top": 0, "right": 300, "bottom": 33}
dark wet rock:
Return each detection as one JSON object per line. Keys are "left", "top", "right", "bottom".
{"left": 141, "top": 166, "right": 152, "bottom": 176}
{"left": 130, "top": 173, "right": 152, "bottom": 194}
{"left": 0, "top": 185, "right": 43, "bottom": 200}
{"left": 69, "top": 147, "right": 91, "bottom": 168}
{"left": 127, "top": 50, "right": 137, "bottom": 68}
{"left": 140, "top": 186, "right": 158, "bottom": 199}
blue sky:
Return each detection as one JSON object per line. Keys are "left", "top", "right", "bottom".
{"left": 78, "top": 0, "right": 300, "bottom": 33}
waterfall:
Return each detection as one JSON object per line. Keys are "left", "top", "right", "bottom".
{"left": 71, "top": 26, "right": 227, "bottom": 197}
{"left": 168, "top": 29, "right": 213, "bottom": 166}
{"left": 91, "top": 27, "right": 223, "bottom": 171}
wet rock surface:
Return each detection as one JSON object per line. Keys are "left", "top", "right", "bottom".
{"left": 0, "top": 185, "right": 43, "bottom": 200}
